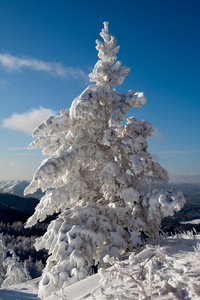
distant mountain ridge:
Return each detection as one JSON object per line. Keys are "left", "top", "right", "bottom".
{"left": 0, "top": 180, "right": 44, "bottom": 199}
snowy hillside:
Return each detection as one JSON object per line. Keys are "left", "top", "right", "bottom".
{"left": 0, "top": 181, "right": 43, "bottom": 199}
{"left": 1, "top": 233, "right": 200, "bottom": 300}
{"left": 0, "top": 181, "right": 30, "bottom": 197}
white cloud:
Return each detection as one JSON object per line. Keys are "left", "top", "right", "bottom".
{"left": 151, "top": 128, "right": 163, "bottom": 140}
{"left": 2, "top": 107, "right": 56, "bottom": 134}
{"left": 6, "top": 147, "right": 36, "bottom": 155}
{"left": 0, "top": 53, "right": 88, "bottom": 80}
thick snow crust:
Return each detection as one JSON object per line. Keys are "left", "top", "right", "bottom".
{"left": 1, "top": 234, "right": 200, "bottom": 300}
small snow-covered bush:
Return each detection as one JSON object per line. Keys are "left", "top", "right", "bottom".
{"left": 99, "top": 235, "right": 200, "bottom": 300}
{"left": 99, "top": 247, "right": 166, "bottom": 299}
{"left": 24, "top": 22, "right": 185, "bottom": 298}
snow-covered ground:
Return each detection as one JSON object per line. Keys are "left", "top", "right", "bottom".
{"left": 0, "top": 277, "right": 40, "bottom": 299}
{"left": 1, "top": 233, "right": 200, "bottom": 300}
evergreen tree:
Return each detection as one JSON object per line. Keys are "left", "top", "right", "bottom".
{"left": 1, "top": 250, "right": 30, "bottom": 288}
{"left": 0, "top": 234, "right": 30, "bottom": 288}
{"left": 24, "top": 22, "right": 185, "bottom": 299}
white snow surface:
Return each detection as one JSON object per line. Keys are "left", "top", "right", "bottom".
{"left": 0, "top": 277, "right": 40, "bottom": 299}
{"left": 1, "top": 233, "right": 200, "bottom": 300}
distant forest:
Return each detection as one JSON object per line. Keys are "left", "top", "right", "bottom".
{"left": 0, "top": 183, "right": 200, "bottom": 279}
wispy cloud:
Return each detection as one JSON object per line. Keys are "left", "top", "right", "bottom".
{"left": 2, "top": 107, "right": 56, "bottom": 134}
{"left": 151, "top": 128, "right": 163, "bottom": 140}
{"left": 14, "top": 153, "right": 35, "bottom": 156}
{"left": 161, "top": 151, "right": 200, "bottom": 154}
{"left": 6, "top": 148, "right": 34, "bottom": 155}
{"left": 0, "top": 53, "right": 88, "bottom": 80}
{"left": 6, "top": 147, "right": 27, "bottom": 151}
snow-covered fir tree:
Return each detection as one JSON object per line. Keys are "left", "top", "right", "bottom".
{"left": 1, "top": 249, "right": 30, "bottom": 288}
{"left": 0, "top": 234, "right": 30, "bottom": 288}
{"left": 24, "top": 22, "right": 185, "bottom": 299}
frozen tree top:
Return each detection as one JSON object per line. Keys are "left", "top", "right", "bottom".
{"left": 89, "top": 21, "right": 130, "bottom": 90}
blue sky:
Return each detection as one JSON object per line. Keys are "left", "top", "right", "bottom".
{"left": 0, "top": 0, "right": 199, "bottom": 183}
